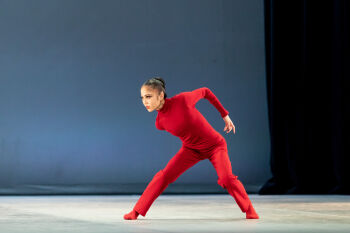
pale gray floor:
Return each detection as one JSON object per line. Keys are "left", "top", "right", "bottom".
{"left": 0, "top": 194, "right": 349, "bottom": 233}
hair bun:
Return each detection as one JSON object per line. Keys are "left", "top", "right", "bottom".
{"left": 154, "top": 77, "right": 166, "bottom": 88}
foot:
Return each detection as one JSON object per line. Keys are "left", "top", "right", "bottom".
{"left": 246, "top": 203, "right": 259, "bottom": 219}
{"left": 123, "top": 210, "right": 140, "bottom": 220}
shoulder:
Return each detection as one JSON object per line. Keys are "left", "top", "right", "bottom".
{"left": 180, "top": 87, "right": 208, "bottom": 95}
{"left": 171, "top": 92, "right": 189, "bottom": 104}
{"left": 170, "top": 92, "right": 186, "bottom": 102}
{"left": 176, "top": 87, "right": 208, "bottom": 99}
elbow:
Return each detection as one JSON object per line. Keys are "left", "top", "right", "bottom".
{"left": 202, "top": 87, "right": 212, "bottom": 95}
{"left": 201, "top": 87, "right": 211, "bottom": 95}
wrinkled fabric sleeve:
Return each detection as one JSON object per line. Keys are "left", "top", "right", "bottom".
{"left": 182, "top": 87, "right": 229, "bottom": 118}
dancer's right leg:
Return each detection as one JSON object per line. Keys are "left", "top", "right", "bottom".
{"left": 126, "top": 146, "right": 201, "bottom": 219}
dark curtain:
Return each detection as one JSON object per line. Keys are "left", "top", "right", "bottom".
{"left": 260, "top": 0, "right": 350, "bottom": 194}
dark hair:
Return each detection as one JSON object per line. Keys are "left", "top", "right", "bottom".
{"left": 142, "top": 77, "right": 167, "bottom": 99}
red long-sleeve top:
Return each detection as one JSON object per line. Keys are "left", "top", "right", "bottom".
{"left": 156, "top": 87, "right": 229, "bottom": 150}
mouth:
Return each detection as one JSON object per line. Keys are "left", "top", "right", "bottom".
{"left": 146, "top": 106, "right": 150, "bottom": 109}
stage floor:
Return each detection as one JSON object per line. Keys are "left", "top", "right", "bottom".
{"left": 0, "top": 194, "right": 349, "bottom": 233}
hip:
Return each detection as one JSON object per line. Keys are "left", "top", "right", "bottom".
{"left": 183, "top": 136, "right": 227, "bottom": 156}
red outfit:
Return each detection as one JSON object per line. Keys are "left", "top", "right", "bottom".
{"left": 133, "top": 87, "right": 253, "bottom": 217}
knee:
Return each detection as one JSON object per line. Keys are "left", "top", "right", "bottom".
{"left": 154, "top": 169, "right": 176, "bottom": 184}
{"left": 217, "top": 174, "right": 238, "bottom": 189}
{"left": 153, "top": 170, "right": 165, "bottom": 183}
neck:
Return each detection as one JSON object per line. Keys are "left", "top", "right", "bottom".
{"left": 157, "top": 98, "right": 165, "bottom": 111}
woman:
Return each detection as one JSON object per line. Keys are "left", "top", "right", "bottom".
{"left": 124, "top": 77, "right": 259, "bottom": 220}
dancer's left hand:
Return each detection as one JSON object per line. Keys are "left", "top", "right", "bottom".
{"left": 223, "top": 115, "right": 236, "bottom": 134}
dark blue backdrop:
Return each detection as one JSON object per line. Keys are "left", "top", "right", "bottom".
{"left": 0, "top": 0, "right": 269, "bottom": 194}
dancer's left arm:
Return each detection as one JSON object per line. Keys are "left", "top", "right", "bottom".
{"left": 182, "top": 87, "right": 235, "bottom": 134}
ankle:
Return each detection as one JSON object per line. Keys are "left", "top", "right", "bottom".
{"left": 246, "top": 204, "right": 259, "bottom": 219}
{"left": 124, "top": 209, "right": 140, "bottom": 220}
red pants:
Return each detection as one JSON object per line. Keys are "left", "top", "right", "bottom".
{"left": 133, "top": 138, "right": 252, "bottom": 216}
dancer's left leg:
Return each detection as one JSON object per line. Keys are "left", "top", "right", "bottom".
{"left": 208, "top": 145, "right": 259, "bottom": 219}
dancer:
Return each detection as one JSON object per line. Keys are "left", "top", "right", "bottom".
{"left": 124, "top": 77, "right": 259, "bottom": 220}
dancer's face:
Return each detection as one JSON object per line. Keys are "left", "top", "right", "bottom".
{"left": 140, "top": 86, "right": 164, "bottom": 112}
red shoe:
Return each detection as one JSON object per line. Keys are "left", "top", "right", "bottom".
{"left": 123, "top": 210, "right": 139, "bottom": 220}
{"left": 246, "top": 204, "right": 259, "bottom": 219}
